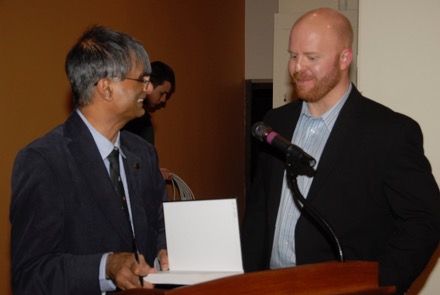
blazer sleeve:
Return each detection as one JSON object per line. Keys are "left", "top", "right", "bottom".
{"left": 241, "top": 148, "right": 271, "bottom": 271}
{"left": 10, "top": 147, "right": 102, "bottom": 295}
{"left": 377, "top": 117, "right": 440, "bottom": 293}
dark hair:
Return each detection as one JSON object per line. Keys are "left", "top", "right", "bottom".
{"left": 65, "top": 25, "right": 151, "bottom": 107}
{"left": 150, "top": 61, "right": 176, "bottom": 98}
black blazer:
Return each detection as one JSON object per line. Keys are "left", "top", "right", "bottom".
{"left": 242, "top": 85, "right": 440, "bottom": 294}
{"left": 10, "top": 111, "right": 167, "bottom": 295}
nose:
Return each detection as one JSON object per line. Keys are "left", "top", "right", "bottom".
{"left": 295, "top": 60, "right": 302, "bottom": 72}
{"left": 145, "top": 81, "right": 153, "bottom": 94}
{"left": 294, "top": 56, "right": 305, "bottom": 73}
{"left": 289, "top": 56, "right": 305, "bottom": 77}
{"left": 289, "top": 59, "right": 299, "bottom": 76}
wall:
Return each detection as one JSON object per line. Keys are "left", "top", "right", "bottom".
{"left": 358, "top": 1, "right": 440, "bottom": 294}
{"left": 0, "top": 1, "right": 245, "bottom": 294}
{"left": 245, "top": 0, "right": 278, "bottom": 79}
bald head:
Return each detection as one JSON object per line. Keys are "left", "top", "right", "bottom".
{"left": 288, "top": 8, "right": 354, "bottom": 108}
{"left": 293, "top": 8, "right": 353, "bottom": 49}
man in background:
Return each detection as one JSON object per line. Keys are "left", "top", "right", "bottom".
{"left": 124, "top": 60, "right": 176, "bottom": 181}
{"left": 242, "top": 8, "right": 440, "bottom": 294}
{"left": 10, "top": 25, "right": 168, "bottom": 294}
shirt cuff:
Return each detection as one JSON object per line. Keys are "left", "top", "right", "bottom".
{"left": 99, "top": 253, "right": 117, "bottom": 292}
{"left": 154, "top": 256, "right": 161, "bottom": 270}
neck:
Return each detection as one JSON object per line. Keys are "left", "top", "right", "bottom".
{"left": 79, "top": 106, "right": 123, "bottom": 144}
{"left": 307, "top": 80, "right": 350, "bottom": 117}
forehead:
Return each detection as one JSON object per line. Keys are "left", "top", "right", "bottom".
{"left": 156, "top": 81, "right": 172, "bottom": 92}
{"left": 289, "top": 21, "right": 340, "bottom": 54}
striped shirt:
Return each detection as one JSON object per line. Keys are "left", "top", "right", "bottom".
{"left": 270, "top": 84, "right": 351, "bottom": 269}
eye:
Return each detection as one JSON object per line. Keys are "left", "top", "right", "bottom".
{"left": 290, "top": 53, "right": 298, "bottom": 60}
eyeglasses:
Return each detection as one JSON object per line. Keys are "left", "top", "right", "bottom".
{"left": 93, "top": 76, "right": 150, "bottom": 88}
{"left": 124, "top": 76, "right": 150, "bottom": 88}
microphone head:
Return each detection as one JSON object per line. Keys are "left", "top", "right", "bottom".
{"left": 252, "top": 122, "right": 271, "bottom": 142}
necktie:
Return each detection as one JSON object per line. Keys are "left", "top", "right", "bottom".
{"left": 107, "top": 147, "right": 130, "bottom": 219}
{"left": 107, "top": 147, "right": 144, "bottom": 286}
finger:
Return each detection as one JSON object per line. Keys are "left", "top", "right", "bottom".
{"left": 142, "top": 277, "right": 156, "bottom": 289}
{"left": 157, "top": 249, "right": 169, "bottom": 271}
{"left": 160, "top": 258, "right": 170, "bottom": 271}
{"left": 133, "top": 254, "right": 152, "bottom": 276}
{"left": 115, "top": 268, "right": 140, "bottom": 290}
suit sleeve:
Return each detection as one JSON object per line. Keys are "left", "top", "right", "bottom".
{"left": 152, "top": 149, "right": 167, "bottom": 253}
{"left": 378, "top": 118, "right": 440, "bottom": 293}
{"left": 241, "top": 148, "right": 270, "bottom": 272}
{"left": 10, "top": 148, "right": 102, "bottom": 295}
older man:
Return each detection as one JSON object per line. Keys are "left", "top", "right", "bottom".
{"left": 10, "top": 25, "right": 168, "bottom": 294}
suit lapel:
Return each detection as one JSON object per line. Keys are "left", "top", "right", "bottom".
{"left": 64, "top": 112, "right": 133, "bottom": 248}
{"left": 306, "top": 87, "right": 363, "bottom": 202}
{"left": 121, "top": 144, "right": 148, "bottom": 247}
{"left": 267, "top": 102, "right": 302, "bottom": 227}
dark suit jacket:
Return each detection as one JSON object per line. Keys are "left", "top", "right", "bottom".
{"left": 242, "top": 85, "right": 440, "bottom": 294}
{"left": 10, "top": 111, "right": 167, "bottom": 295}
{"left": 123, "top": 112, "right": 155, "bottom": 145}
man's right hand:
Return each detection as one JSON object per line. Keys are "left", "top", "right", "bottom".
{"left": 106, "top": 252, "right": 156, "bottom": 290}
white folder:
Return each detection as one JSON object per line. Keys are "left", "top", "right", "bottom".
{"left": 145, "top": 198, "right": 244, "bottom": 285}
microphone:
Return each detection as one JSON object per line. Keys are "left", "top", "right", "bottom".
{"left": 252, "top": 122, "right": 316, "bottom": 168}
{"left": 253, "top": 121, "right": 344, "bottom": 262}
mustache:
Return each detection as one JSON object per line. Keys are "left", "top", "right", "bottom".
{"left": 292, "top": 72, "right": 314, "bottom": 81}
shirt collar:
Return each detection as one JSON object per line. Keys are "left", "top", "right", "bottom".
{"left": 300, "top": 83, "right": 352, "bottom": 128}
{"left": 76, "top": 109, "right": 125, "bottom": 159}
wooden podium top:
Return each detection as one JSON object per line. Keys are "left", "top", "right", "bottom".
{"left": 117, "top": 261, "right": 396, "bottom": 295}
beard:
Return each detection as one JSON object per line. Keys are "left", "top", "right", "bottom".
{"left": 293, "top": 60, "right": 341, "bottom": 103}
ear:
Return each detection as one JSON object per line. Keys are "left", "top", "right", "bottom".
{"left": 95, "top": 78, "right": 113, "bottom": 102}
{"left": 340, "top": 48, "right": 353, "bottom": 71}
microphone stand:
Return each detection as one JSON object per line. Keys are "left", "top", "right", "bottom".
{"left": 285, "top": 145, "right": 345, "bottom": 262}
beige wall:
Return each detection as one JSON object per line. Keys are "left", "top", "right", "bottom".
{"left": 0, "top": 1, "right": 245, "bottom": 294}
{"left": 245, "top": 0, "right": 278, "bottom": 79}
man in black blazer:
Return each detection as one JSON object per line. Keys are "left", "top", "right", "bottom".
{"left": 10, "top": 26, "right": 168, "bottom": 294}
{"left": 242, "top": 8, "right": 440, "bottom": 294}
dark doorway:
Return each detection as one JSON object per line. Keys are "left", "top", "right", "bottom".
{"left": 245, "top": 79, "right": 273, "bottom": 202}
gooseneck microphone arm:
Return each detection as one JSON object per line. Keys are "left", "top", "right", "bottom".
{"left": 284, "top": 151, "right": 345, "bottom": 263}
{"left": 252, "top": 121, "right": 344, "bottom": 263}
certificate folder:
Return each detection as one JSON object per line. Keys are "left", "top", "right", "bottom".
{"left": 145, "top": 199, "right": 244, "bottom": 285}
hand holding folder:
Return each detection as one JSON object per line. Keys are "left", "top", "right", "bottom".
{"left": 146, "top": 199, "right": 244, "bottom": 285}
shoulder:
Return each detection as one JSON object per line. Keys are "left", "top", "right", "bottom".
{"left": 120, "top": 130, "right": 155, "bottom": 154}
{"left": 264, "top": 100, "right": 302, "bottom": 124}
{"left": 346, "top": 86, "right": 420, "bottom": 130}
{"left": 18, "top": 125, "right": 66, "bottom": 156}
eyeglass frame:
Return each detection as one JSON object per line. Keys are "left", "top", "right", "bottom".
{"left": 94, "top": 76, "right": 150, "bottom": 88}
{"left": 124, "top": 76, "right": 150, "bottom": 86}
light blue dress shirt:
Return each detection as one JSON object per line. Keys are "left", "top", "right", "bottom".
{"left": 270, "top": 84, "right": 351, "bottom": 269}
{"left": 76, "top": 110, "right": 134, "bottom": 292}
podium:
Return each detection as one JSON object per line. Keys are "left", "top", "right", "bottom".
{"left": 116, "top": 261, "right": 396, "bottom": 295}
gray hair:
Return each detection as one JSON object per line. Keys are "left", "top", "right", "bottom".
{"left": 65, "top": 25, "right": 151, "bottom": 107}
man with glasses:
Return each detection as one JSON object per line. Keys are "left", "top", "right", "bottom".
{"left": 124, "top": 61, "right": 176, "bottom": 181}
{"left": 10, "top": 25, "right": 168, "bottom": 294}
